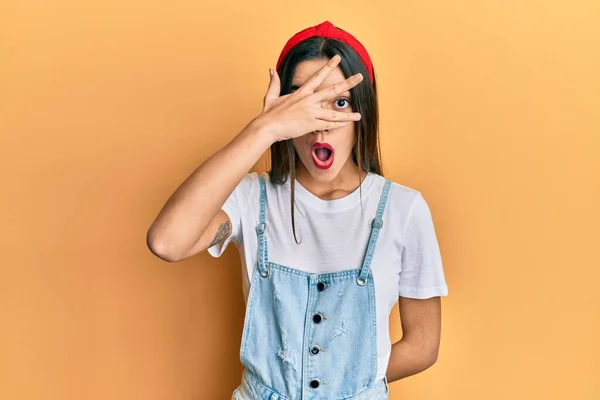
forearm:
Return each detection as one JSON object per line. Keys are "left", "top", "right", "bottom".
{"left": 147, "top": 120, "right": 273, "bottom": 260}
{"left": 385, "top": 337, "right": 439, "bottom": 383}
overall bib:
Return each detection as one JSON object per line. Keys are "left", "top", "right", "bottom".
{"left": 233, "top": 176, "right": 392, "bottom": 400}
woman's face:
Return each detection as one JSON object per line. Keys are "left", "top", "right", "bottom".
{"left": 291, "top": 58, "right": 358, "bottom": 183}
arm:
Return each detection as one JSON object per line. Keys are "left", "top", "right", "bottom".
{"left": 146, "top": 124, "right": 272, "bottom": 262}
{"left": 385, "top": 297, "right": 442, "bottom": 383}
{"left": 146, "top": 57, "right": 363, "bottom": 262}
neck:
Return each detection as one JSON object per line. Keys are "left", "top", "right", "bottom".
{"left": 295, "top": 159, "right": 367, "bottom": 201}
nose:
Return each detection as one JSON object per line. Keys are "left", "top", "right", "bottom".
{"left": 311, "top": 129, "right": 329, "bottom": 137}
{"left": 311, "top": 101, "right": 334, "bottom": 136}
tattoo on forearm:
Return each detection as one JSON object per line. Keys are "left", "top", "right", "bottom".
{"left": 208, "top": 221, "right": 231, "bottom": 248}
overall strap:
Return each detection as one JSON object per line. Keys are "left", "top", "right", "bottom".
{"left": 255, "top": 175, "right": 270, "bottom": 277}
{"left": 357, "top": 180, "right": 392, "bottom": 286}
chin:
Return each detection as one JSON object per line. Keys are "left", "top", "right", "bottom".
{"left": 308, "top": 169, "right": 339, "bottom": 182}
{"left": 301, "top": 161, "right": 343, "bottom": 183}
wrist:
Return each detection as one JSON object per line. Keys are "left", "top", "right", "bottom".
{"left": 244, "top": 115, "right": 280, "bottom": 147}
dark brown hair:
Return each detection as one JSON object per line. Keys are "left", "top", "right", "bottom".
{"left": 268, "top": 36, "right": 383, "bottom": 242}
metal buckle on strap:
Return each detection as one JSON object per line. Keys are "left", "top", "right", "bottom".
{"left": 256, "top": 223, "right": 266, "bottom": 235}
{"left": 371, "top": 218, "right": 383, "bottom": 229}
{"left": 356, "top": 276, "right": 367, "bottom": 286}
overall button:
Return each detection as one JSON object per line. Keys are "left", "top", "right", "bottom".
{"left": 316, "top": 282, "right": 326, "bottom": 292}
{"left": 310, "top": 380, "right": 320, "bottom": 389}
{"left": 310, "top": 345, "right": 320, "bottom": 355}
{"left": 312, "top": 314, "right": 324, "bottom": 324}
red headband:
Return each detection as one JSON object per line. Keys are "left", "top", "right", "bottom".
{"left": 276, "top": 21, "right": 374, "bottom": 82}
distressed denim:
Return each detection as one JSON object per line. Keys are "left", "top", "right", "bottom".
{"left": 232, "top": 176, "right": 392, "bottom": 400}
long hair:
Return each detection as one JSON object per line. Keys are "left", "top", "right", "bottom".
{"left": 268, "top": 36, "right": 382, "bottom": 242}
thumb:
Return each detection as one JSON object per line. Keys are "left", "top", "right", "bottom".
{"left": 263, "top": 68, "right": 281, "bottom": 110}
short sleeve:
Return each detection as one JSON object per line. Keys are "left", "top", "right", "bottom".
{"left": 399, "top": 193, "right": 449, "bottom": 299}
{"left": 207, "top": 172, "right": 259, "bottom": 258}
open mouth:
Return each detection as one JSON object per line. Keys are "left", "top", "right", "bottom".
{"left": 311, "top": 142, "right": 335, "bottom": 170}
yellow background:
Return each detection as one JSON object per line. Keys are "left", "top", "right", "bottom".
{"left": 1, "top": 0, "right": 599, "bottom": 399}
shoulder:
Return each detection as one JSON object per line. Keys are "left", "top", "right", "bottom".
{"left": 227, "top": 172, "right": 263, "bottom": 215}
{"left": 367, "top": 174, "right": 437, "bottom": 238}
{"left": 367, "top": 174, "right": 424, "bottom": 214}
{"left": 235, "top": 172, "right": 262, "bottom": 194}
{"left": 234, "top": 172, "right": 290, "bottom": 204}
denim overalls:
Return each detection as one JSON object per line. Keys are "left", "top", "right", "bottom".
{"left": 232, "top": 176, "right": 392, "bottom": 400}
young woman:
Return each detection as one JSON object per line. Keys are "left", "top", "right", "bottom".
{"left": 147, "top": 21, "right": 448, "bottom": 400}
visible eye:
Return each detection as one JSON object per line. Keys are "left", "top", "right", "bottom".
{"left": 334, "top": 97, "right": 352, "bottom": 110}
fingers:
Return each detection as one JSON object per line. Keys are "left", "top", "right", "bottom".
{"left": 300, "top": 55, "right": 342, "bottom": 94}
{"left": 263, "top": 68, "right": 281, "bottom": 110}
{"left": 315, "top": 73, "right": 364, "bottom": 101}
{"left": 311, "top": 108, "right": 362, "bottom": 131}
{"left": 314, "top": 108, "right": 362, "bottom": 123}
{"left": 312, "top": 120, "right": 354, "bottom": 131}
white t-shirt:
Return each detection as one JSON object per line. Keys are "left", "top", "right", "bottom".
{"left": 208, "top": 172, "right": 448, "bottom": 380}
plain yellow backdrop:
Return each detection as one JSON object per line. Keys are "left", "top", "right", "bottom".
{"left": 1, "top": 0, "right": 599, "bottom": 399}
